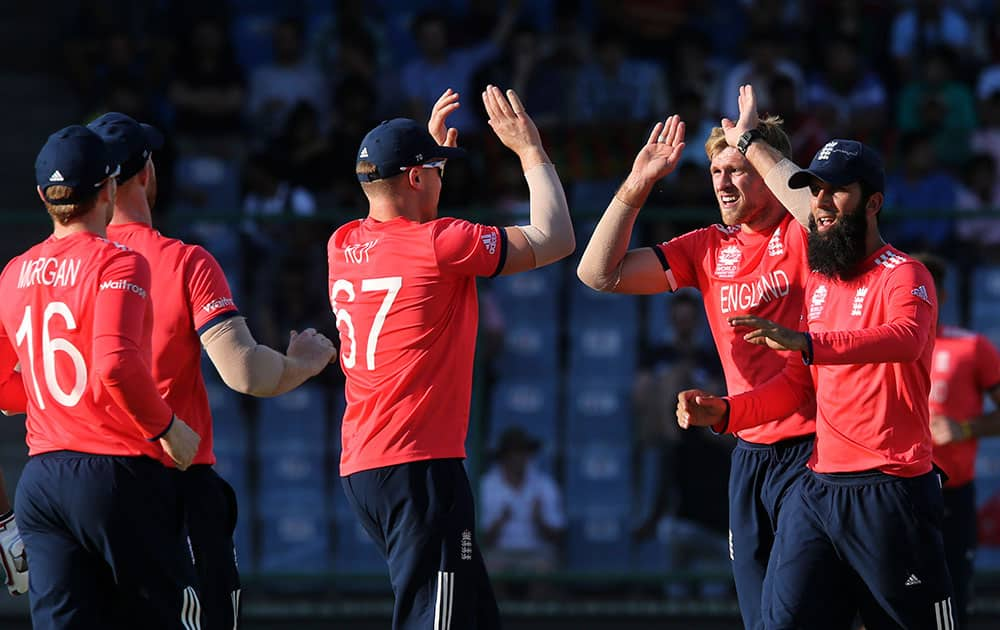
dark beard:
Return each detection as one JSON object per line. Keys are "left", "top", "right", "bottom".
{"left": 807, "top": 205, "right": 868, "bottom": 279}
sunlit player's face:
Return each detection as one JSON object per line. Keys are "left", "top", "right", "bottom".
{"left": 709, "top": 147, "right": 772, "bottom": 227}
{"left": 806, "top": 178, "right": 870, "bottom": 278}
{"left": 145, "top": 158, "right": 158, "bottom": 210}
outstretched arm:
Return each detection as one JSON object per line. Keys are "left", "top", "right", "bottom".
{"left": 722, "top": 84, "right": 812, "bottom": 228}
{"left": 577, "top": 115, "right": 686, "bottom": 294}
{"left": 481, "top": 85, "right": 575, "bottom": 274}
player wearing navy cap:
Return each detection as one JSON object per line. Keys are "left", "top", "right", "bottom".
{"left": 89, "top": 111, "right": 337, "bottom": 629}
{"left": 0, "top": 125, "right": 203, "bottom": 628}
{"left": 679, "top": 138, "right": 954, "bottom": 629}
{"left": 329, "top": 87, "right": 574, "bottom": 629}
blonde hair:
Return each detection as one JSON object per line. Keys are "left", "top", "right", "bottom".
{"left": 704, "top": 115, "right": 792, "bottom": 161}
{"left": 41, "top": 186, "right": 96, "bottom": 226}
{"left": 357, "top": 159, "right": 402, "bottom": 197}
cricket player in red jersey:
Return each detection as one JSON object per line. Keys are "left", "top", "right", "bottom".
{"left": 912, "top": 253, "right": 1000, "bottom": 629}
{"left": 678, "top": 139, "right": 954, "bottom": 629}
{"left": 328, "top": 86, "right": 574, "bottom": 630}
{"left": 577, "top": 85, "right": 816, "bottom": 630}
{"left": 87, "top": 111, "right": 337, "bottom": 630}
{"left": 0, "top": 125, "right": 202, "bottom": 629}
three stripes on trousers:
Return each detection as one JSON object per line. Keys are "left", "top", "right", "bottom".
{"left": 934, "top": 598, "right": 954, "bottom": 630}
{"left": 434, "top": 571, "right": 454, "bottom": 630}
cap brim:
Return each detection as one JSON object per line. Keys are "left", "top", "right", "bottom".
{"left": 788, "top": 167, "right": 855, "bottom": 189}
{"left": 140, "top": 123, "right": 164, "bottom": 151}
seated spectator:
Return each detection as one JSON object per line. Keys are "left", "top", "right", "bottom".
{"left": 717, "top": 28, "right": 804, "bottom": 119}
{"left": 480, "top": 427, "right": 566, "bottom": 576}
{"left": 805, "top": 32, "right": 887, "bottom": 139}
{"left": 884, "top": 131, "right": 959, "bottom": 250}
{"left": 247, "top": 18, "right": 329, "bottom": 144}
{"left": 896, "top": 46, "right": 977, "bottom": 167}
{"left": 769, "top": 74, "right": 830, "bottom": 167}
{"left": 401, "top": 5, "right": 520, "bottom": 135}
{"left": 571, "top": 26, "right": 668, "bottom": 123}
{"left": 272, "top": 102, "right": 336, "bottom": 196}
{"left": 956, "top": 153, "right": 1000, "bottom": 259}
{"left": 972, "top": 69, "right": 1000, "bottom": 181}
{"left": 890, "top": 0, "right": 974, "bottom": 80}
{"left": 168, "top": 16, "right": 245, "bottom": 155}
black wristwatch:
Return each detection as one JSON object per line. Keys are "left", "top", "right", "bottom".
{"left": 737, "top": 128, "right": 764, "bottom": 155}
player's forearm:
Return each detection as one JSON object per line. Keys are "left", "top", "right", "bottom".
{"left": 515, "top": 163, "right": 574, "bottom": 267}
{"left": 808, "top": 320, "right": 930, "bottom": 365}
{"left": 724, "top": 361, "right": 813, "bottom": 434}
{"left": 577, "top": 195, "right": 643, "bottom": 291}
{"left": 202, "top": 317, "right": 317, "bottom": 397}
{"left": 93, "top": 342, "right": 174, "bottom": 439}
{"left": 761, "top": 156, "right": 813, "bottom": 228}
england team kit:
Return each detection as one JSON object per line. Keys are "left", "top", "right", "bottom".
{"left": 329, "top": 215, "right": 507, "bottom": 630}
{"left": 109, "top": 222, "right": 243, "bottom": 629}
{"left": 0, "top": 232, "right": 199, "bottom": 629}
{"left": 725, "top": 246, "right": 953, "bottom": 629}
{"left": 655, "top": 211, "right": 815, "bottom": 630}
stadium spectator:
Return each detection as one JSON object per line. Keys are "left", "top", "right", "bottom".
{"left": 804, "top": 32, "right": 887, "bottom": 140}
{"left": 571, "top": 27, "right": 668, "bottom": 124}
{"left": 167, "top": 16, "right": 246, "bottom": 155}
{"left": 890, "top": 0, "right": 974, "bottom": 80}
{"left": 716, "top": 29, "right": 804, "bottom": 120}
{"left": 480, "top": 427, "right": 567, "bottom": 576}
{"left": 678, "top": 138, "right": 954, "bottom": 628}
{"left": 578, "top": 85, "right": 816, "bottom": 630}
{"left": 400, "top": 5, "right": 520, "bottom": 134}
{"left": 329, "top": 86, "right": 573, "bottom": 629}
{"left": 247, "top": 18, "right": 328, "bottom": 144}
{"left": 915, "top": 252, "right": 1000, "bottom": 629}
{"left": 955, "top": 153, "right": 1000, "bottom": 257}
{"left": 896, "top": 47, "right": 978, "bottom": 167}
{"left": 883, "top": 131, "right": 958, "bottom": 250}
{"left": 971, "top": 69, "right": 1000, "bottom": 180}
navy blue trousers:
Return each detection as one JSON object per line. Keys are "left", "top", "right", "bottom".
{"left": 763, "top": 469, "right": 953, "bottom": 630}
{"left": 942, "top": 482, "right": 976, "bottom": 629}
{"left": 729, "top": 435, "right": 814, "bottom": 630}
{"left": 179, "top": 465, "right": 241, "bottom": 630}
{"left": 342, "top": 458, "right": 500, "bottom": 630}
{"left": 15, "top": 451, "right": 200, "bottom": 630}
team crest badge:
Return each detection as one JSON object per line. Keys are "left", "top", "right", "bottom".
{"left": 809, "top": 284, "right": 828, "bottom": 320}
{"left": 715, "top": 245, "right": 741, "bottom": 279}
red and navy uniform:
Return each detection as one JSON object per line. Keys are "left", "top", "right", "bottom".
{"left": 329, "top": 215, "right": 506, "bottom": 630}
{"left": 0, "top": 232, "right": 199, "bottom": 630}
{"left": 109, "top": 222, "right": 242, "bottom": 630}
{"left": 655, "top": 212, "right": 815, "bottom": 630}
{"left": 725, "top": 246, "right": 954, "bottom": 629}
{"left": 928, "top": 326, "right": 1000, "bottom": 628}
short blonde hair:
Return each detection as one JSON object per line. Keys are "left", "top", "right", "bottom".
{"left": 41, "top": 185, "right": 96, "bottom": 226}
{"left": 704, "top": 115, "right": 792, "bottom": 161}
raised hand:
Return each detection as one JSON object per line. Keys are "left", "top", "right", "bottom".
{"left": 721, "top": 84, "right": 760, "bottom": 149}
{"left": 482, "top": 85, "right": 546, "bottom": 167}
{"left": 429, "top": 88, "right": 460, "bottom": 147}
{"left": 630, "top": 114, "right": 686, "bottom": 185}
{"left": 728, "top": 315, "right": 807, "bottom": 352}
{"left": 676, "top": 389, "right": 728, "bottom": 429}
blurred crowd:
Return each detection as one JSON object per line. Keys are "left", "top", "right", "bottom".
{"left": 53, "top": 0, "right": 1000, "bottom": 586}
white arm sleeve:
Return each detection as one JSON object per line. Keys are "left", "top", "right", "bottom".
{"left": 200, "top": 316, "right": 286, "bottom": 397}
{"left": 515, "top": 163, "right": 574, "bottom": 267}
{"left": 765, "top": 158, "right": 813, "bottom": 228}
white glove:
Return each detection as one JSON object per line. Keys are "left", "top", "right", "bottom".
{"left": 0, "top": 512, "right": 28, "bottom": 596}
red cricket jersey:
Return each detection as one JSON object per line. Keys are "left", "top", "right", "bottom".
{"left": 656, "top": 212, "right": 815, "bottom": 444}
{"left": 929, "top": 326, "right": 1000, "bottom": 488}
{"left": 727, "top": 245, "right": 938, "bottom": 477}
{"left": 328, "top": 216, "right": 507, "bottom": 476}
{"left": 108, "top": 223, "right": 240, "bottom": 466}
{"left": 0, "top": 231, "right": 173, "bottom": 458}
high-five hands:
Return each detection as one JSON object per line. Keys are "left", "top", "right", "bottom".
{"left": 482, "top": 85, "right": 547, "bottom": 169}
{"left": 721, "top": 84, "right": 760, "bottom": 149}
{"left": 630, "top": 114, "right": 686, "bottom": 183}
{"left": 429, "top": 88, "right": 460, "bottom": 148}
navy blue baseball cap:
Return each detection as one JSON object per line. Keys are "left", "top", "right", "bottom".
{"left": 788, "top": 139, "right": 885, "bottom": 194}
{"left": 356, "top": 118, "right": 466, "bottom": 182}
{"left": 87, "top": 112, "right": 164, "bottom": 183}
{"left": 35, "top": 125, "right": 125, "bottom": 205}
